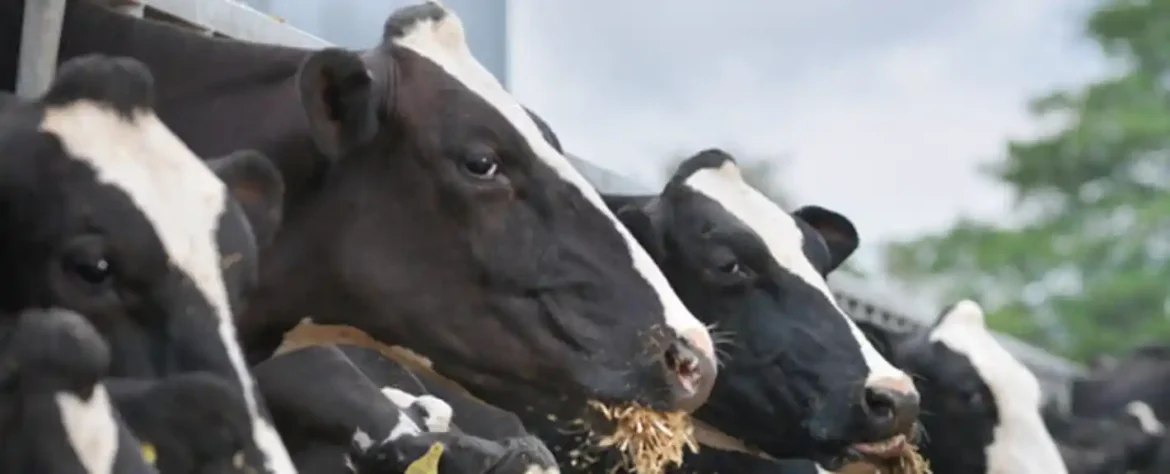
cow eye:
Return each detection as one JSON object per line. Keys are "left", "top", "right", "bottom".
{"left": 717, "top": 258, "right": 754, "bottom": 280}
{"left": 62, "top": 237, "right": 114, "bottom": 287}
{"left": 966, "top": 391, "right": 983, "bottom": 407}
{"left": 68, "top": 256, "right": 112, "bottom": 285}
{"left": 461, "top": 151, "right": 500, "bottom": 179}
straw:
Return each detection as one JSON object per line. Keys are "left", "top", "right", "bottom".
{"left": 587, "top": 400, "right": 699, "bottom": 474}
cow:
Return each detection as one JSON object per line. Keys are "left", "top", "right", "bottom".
{"left": 0, "top": 307, "right": 156, "bottom": 474}
{"left": 1069, "top": 345, "right": 1170, "bottom": 474}
{"left": 0, "top": 54, "right": 294, "bottom": 472}
{"left": 855, "top": 300, "right": 1068, "bottom": 474}
{"left": 593, "top": 149, "right": 918, "bottom": 470}
{"left": 1042, "top": 400, "right": 1164, "bottom": 474}
{"left": 0, "top": 0, "right": 721, "bottom": 429}
{"left": 252, "top": 344, "right": 559, "bottom": 474}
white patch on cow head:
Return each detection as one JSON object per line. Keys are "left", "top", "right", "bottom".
{"left": 413, "top": 395, "right": 454, "bottom": 433}
{"left": 388, "top": 2, "right": 715, "bottom": 362}
{"left": 1125, "top": 401, "right": 1164, "bottom": 435}
{"left": 380, "top": 387, "right": 453, "bottom": 433}
{"left": 380, "top": 387, "right": 424, "bottom": 441}
{"left": 523, "top": 466, "right": 560, "bottom": 474}
{"left": 39, "top": 100, "right": 295, "bottom": 474}
{"left": 928, "top": 300, "right": 1068, "bottom": 474}
{"left": 56, "top": 385, "right": 118, "bottom": 474}
{"left": 681, "top": 160, "right": 911, "bottom": 388}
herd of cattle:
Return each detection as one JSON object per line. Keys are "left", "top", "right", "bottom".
{"left": 0, "top": 1, "right": 1167, "bottom": 473}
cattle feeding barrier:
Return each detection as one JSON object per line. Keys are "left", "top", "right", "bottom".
{"left": 14, "top": 0, "right": 1086, "bottom": 406}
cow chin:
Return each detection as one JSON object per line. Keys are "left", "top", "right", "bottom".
{"left": 696, "top": 366, "right": 880, "bottom": 465}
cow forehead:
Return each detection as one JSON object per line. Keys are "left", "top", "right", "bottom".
{"left": 681, "top": 162, "right": 830, "bottom": 299}
{"left": 38, "top": 100, "right": 295, "bottom": 473}
{"left": 389, "top": 5, "right": 703, "bottom": 336}
{"left": 680, "top": 161, "right": 904, "bottom": 380}
{"left": 929, "top": 310, "right": 1042, "bottom": 410}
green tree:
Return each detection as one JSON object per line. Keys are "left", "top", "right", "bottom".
{"left": 882, "top": 0, "right": 1170, "bottom": 361}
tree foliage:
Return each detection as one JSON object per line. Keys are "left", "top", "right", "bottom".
{"left": 883, "top": 0, "right": 1170, "bottom": 361}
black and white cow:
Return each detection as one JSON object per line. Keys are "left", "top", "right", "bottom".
{"left": 600, "top": 149, "right": 919, "bottom": 470}
{"left": 856, "top": 300, "right": 1068, "bottom": 474}
{"left": 1043, "top": 400, "right": 1165, "bottom": 474}
{"left": 0, "top": 307, "right": 155, "bottom": 474}
{"left": 0, "top": 55, "right": 292, "bottom": 472}
{"left": 253, "top": 344, "right": 558, "bottom": 474}
{"left": 0, "top": 0, "right": 720, "bottom": 428}
{"left": 1070, "top": 345, "right": 1170, "bottom": 474}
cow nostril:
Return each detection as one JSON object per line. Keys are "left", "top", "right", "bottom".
{"left": 664, "top": 337, "right": 717, "bottom": 413}
{"left": 665, "top": 344, "right": 700, "bottom": 379}
{"left": 859, "top": 379, "right": 920, "bottom": 440}
{"left": 863, "top": 388, "right": 896, "bottom": 423}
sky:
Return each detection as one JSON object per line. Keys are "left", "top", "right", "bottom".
{"left": 251, "top": 0, "right": 1111, "bottom": 271}
{"left": 507, "top": 0, "right": 1111, "bottom": 270}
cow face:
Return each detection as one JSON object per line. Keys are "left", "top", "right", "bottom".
{"left": 256, "top": 1, "right": 716, "bottom": 415}
{"left": 607, "top": 149, "right": 918, "bottom": 468}
{"left": 863, "top": 301, "right": 1068, "bottom": 474}
{"left": 1044, "top": 401, "right": 1165, "bottom": 474}
{"left": 0, "top": 56, "right": 292, "bottom": 472}
{"left": 0, "top": 308, "right": 156, "bottom": 474}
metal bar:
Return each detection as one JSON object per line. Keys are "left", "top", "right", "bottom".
{"left": 140, "top": 0, "right": 329, "bottom": 48}
{"left": 16, "top": 0, "right": 68, "bottom": 98}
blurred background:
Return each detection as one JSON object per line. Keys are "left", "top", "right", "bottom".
{"left": 241, "top": 0, "right": 1162, "bottom": 365}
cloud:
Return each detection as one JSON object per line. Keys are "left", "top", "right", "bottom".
{"left": 508, "top": 0, "right": 1108, "bottom": 268}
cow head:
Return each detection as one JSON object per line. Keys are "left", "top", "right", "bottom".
{"left": 1043, "top": 400, "right": 1165, "bottom": 474}
{"left": 1071, "top": 345, "right": 1170, "bottom": 421}
{"left": 0, "top": 55, "right": 292, "bottom": 472}
{"left": 246, "top": 1, "right": 716, "bottom": 416}
{"left": 859, "top": 300, "right": 1068, "bottom": 474}
{"left": 605, "top": 149, "right": 918, "bottom": 468}
{"left": 0, "top": 308, "right": 156, "bottom": 474}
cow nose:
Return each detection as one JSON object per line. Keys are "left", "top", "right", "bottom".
{"left": 860, "top": 376, "right": 920, "bottom": 440}
{"left": 663, "top": 328, "right": 718, "bottom": 413}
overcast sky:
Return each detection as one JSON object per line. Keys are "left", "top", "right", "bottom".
{"left": 507, "top": 0, "right": 1111, "bottom": 269}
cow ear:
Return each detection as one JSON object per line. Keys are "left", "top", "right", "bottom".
{"left": 793, "top": 205, "right": 858, "bottom": 273}
{"left": 614, "top": 204, "right": 665, "bottom": 261}
{"left": 297, "top": 48, "right": 380, "bottom": 160}
{"left": 207, "top": 150, "right": 285, "bottom": 248}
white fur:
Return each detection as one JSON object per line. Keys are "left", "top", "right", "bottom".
{"left": 56, "top": 386, "right": 118, "bottom": 474}
{"left": 523, "top": 466, "right": 560, "bottom": 474}
{"left": 389, "top": 3, "right": 715, "bottom": 362}
{"left": 40, "top": 101, "right": 296, "bottom": 474}
{"left": 1125, "top": 400, "right": 1164, "bottom": 435}
{"left": 682, "top": 161, "right": 912, "bottom": 388}
{"left": 928, "top": 300, "right": 1068, "bottom": 474}
{"left": 413, "top": 395, "right": 454, "bottom": 433}
{"left": 379, "top": 387, "right": 453, "bottom": 433}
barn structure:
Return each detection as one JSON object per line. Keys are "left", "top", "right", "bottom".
{"left": 12, "top": 0, "right": 1087, "bottom": 403}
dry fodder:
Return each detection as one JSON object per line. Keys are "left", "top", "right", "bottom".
{"left": 587, "top": 401, "right": 698, "bottom": 474}
{"left": 843, "top": 445, "right": 930, "bottom": 474}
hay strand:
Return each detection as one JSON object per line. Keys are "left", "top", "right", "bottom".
{"left": 890, "top": 444, "right": 930, "bottom": 474}
{"left": 587, "top": 400, "right": 698, "bottom": 474}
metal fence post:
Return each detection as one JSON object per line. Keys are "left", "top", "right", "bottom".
{"left": 16, "top": 0, "right": 68, "bottom": 98}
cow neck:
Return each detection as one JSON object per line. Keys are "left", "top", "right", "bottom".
{"left": 53, "top": 1, "right": 322, "bottom": 206}
{"left": 276, "top": 321, "right": 491, "bottom": 406}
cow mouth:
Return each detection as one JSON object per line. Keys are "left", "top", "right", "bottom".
{"left": 849, "top": 434, "right": 909, "bottom": 459}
